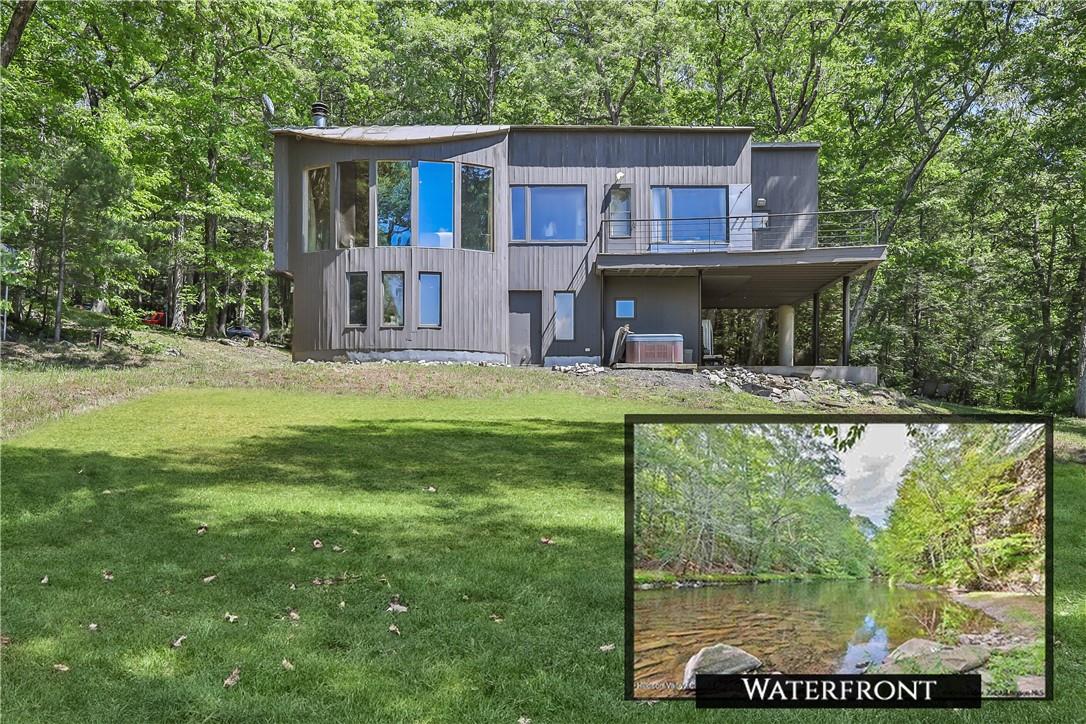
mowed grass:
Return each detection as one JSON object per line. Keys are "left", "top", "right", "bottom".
{"left": 2, "top": 388, "right": 1085, "bottom": 723}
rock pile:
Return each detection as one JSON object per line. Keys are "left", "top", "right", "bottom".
{"left": 551, "top": 363, "right": 607, "bottom": 376}
{"left": 700, "top": 367, "right": 910, "bottom": 407}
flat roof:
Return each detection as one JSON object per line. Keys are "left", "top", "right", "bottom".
{"left": 270, "top": 124, "right": 757, "bottom": 145}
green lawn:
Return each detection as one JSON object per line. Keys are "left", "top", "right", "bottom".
{"left": 2, "top": 387, "right": 1084, "bottom": 722}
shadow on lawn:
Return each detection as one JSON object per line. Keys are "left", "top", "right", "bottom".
{"left": 2, "top": 417, "right": 628, "bottom": 722}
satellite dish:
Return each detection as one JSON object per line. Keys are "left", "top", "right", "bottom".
{"left": 261, "top": 94, "right": 275, "bottom": 122}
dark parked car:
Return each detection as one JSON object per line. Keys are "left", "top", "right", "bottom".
{"left": 225, "top": 325, "right": 259, "bottom": 340}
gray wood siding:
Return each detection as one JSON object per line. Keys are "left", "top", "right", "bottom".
{"left": 281, "top": 134, "right": 509, "bottom": 359}
{"left": 751, "top": 146, "right": 819, "bottom": 250}
{"left": 602, "top": 275, "right": 701, "bottom": 363}
{"left": 506, "top": 128, "right": 752, "bottom": 358}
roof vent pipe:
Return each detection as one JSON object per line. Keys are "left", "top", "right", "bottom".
{"left": 311, "top": 101, "right": 329, "bottom": 128}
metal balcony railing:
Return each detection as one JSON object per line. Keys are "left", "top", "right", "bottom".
{"left": 600, "top": 208, "right": 879, "bottom": 254}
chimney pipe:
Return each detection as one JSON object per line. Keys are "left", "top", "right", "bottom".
{"left": 311, "top": 101, "right": 329, "bottom": 128}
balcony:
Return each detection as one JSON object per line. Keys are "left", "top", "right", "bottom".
{"left": 600, "top": 209, "right": 879, "bottom": 255}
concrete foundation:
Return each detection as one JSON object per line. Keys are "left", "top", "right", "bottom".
{"left": 338, "top": 349, "right": 507, "bottom": 364}
{"left": 544, "top": 355, "right": 602, "bottom": 367}
{"left": 744, "top": 365, "right": 878, "bottom": 385}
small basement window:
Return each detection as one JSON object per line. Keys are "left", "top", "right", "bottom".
{"left": 347, "top": 272, "right": 367, "bottom": 326}
{"left": 418, "top": 272, "right": 441, "bottom": 328}
{"left": 381, "top": 271, "right": 405, "bottom": 327}
{"left": 615, "top": 299, "right": 636, "bottom": 319}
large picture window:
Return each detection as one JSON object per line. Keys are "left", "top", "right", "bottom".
{"left": 461, "top": 164, "right": 493, "bottom": 251}
{"left": 347, "top": 272, "right": 367, "bottom": 326}
{"left": 651, "top": 186, "right": 728, "bottom": 243}
{"left": 554, "top": 291, "right": 575, "bottom": 341}
{"left": 510, "top": 186, "right": 586, "bottom": 243}
{"left": 381, "top": 271, "right": 405, "bottom": 327}
{"left": 377, "top": 161, "right": 411, "bottom": 246}
{"left": 337, "top": 161, "right": 369, "bottom": 248}
{"left": 418, "top": 272, "right": 441, "bottom": 328}
{"left": 304, "top": 166, "right": 331, "bottom": 252}
{"left": 418, "top": 161, "right": 454, "bottom": 248}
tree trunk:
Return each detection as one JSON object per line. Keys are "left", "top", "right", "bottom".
{"left": 1075, "top": 309, "right": 1086, "bottom": 417}
{"left": 1, "top": 0, "right": 36, "bottom": 68}
{"left": 53, "top": 197, "right": 69, "bottom": 343}
{"left": 238, "top": 277, "right": 248, "bottom": 326}
{"left": 747, "top": 310, "right": 768, "bottom": 364}
{"left": 202, "top": 141, "right": 219, "bottom": 337}
{"left": 170, "top": 214, "right": 186, "bottom": 330}
{"left": 260, "top": 227, "right": 271, "bottom": 340}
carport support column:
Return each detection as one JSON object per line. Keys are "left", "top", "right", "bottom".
{"left": 841, "top": 275, "right": 852, "bottom": 365}
{"left": 776, "top": 304, "right": 795, "bottom": 366}
{"left": 811, "top": 291, "right": 821, "bottom": 365}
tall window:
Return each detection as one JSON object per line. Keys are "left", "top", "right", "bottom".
{"left": 418, "top": 272, "right": 441, "bottom": 328}
{"left": 377, "top": 161, "right": 411, "bottom": 246}
{"left": 381, "top": 272, "right": 405, "bottom": 327}
{"left": 511, "top": 186, "right": 526, "bottom": 241}
{"left": 418, "top": 161, "right": 454, "bottom": 248}
{"left": 651, "top": 186, "right": 727, "bottom": 243}
{"left": 337, "top": 161, "right": 369, "bottom": 248}
{"left": 607, "top": 187, "right": 632, "bottom": 238}
{"left": 461, "top": 164, "right": 493, "bottom": 251}
{"left": 304, "top": 166, "right": 331, "bottom": 251}
{"left": 554, "top": 291, "right": 575, "bottom": 341}
{"left": 347, "top": 272, "right": 367, "bottom": 326}
{"left": 510, "top": 186, "right": 586, "bottom": 243}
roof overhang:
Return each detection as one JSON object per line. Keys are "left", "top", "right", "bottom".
{"left": 269, "top": 124, "right": 756, "bottom": 146}
{"left": 596, "top": 246, "right": 886, "bottom": 308}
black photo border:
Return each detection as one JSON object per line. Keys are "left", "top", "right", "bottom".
{"left": 623, "top": 413, "right": 1054, "bottom": 704}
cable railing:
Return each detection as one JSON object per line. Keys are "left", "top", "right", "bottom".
{"left": 601, "top": 209, "right": 879, "bottom": 254}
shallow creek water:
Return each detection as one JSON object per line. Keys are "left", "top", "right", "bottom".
{"left": 633, "top": 580, "right": 996, "bottom": 696}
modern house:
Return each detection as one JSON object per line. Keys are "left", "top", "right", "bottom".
{"left": 271, "top": 112, "right": 885, "bottom": 376}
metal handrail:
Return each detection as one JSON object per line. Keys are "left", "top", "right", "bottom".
{"left": 600, "top": 208, "right": 879, "bottom": 254}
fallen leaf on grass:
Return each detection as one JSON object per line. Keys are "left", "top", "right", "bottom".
{"left": 517, "top": 717, "right": 531, "bottom": 724}
{"left": 289, "top": 583, "right": 296, "bottom": 590}
{"left": 389, "top": 623, "right": 401, "bottom": 635}
{"left": 339, "top": 600, "right": 346, "bottom": 609}
{"left": 0, "top": 635, "right": 11, "bottom": 648}
{"left": 462, "top": 594, "right": 469, "bottom": 601}
{"left": 223, "top": 613, "right": 239, "bottom": 623}
{"left": 290, "top": 547, "right": 296, "bottom": 553}
{"left": 311, "top": 539, "right": 323, "bottom": 550}
{"left": 102, "top": 570, "right": 114, "bottom": 582}
{"left": 171, "top": 635, "right": 187, "bottom": 649}
{"left": 281, "top": 658, "right": 294, "bottom": 671}
{"left": 201, "top": 574, "right": 217, "bottom": 584}
{"left": 40, "top": 575, "right": 49, "bottom": 585}
{"left": 424, "top": 486, "right": 437, "bottom": 493}
{"left": 88, "top": 623, "right": 99, "bottom": 632}
{"left": 102, "top": 489, "right": 112, "bottom": 495}
{"left": 287, "top": 608, "right": 300, "bottom": 622}
{"left": 386, "top": 595, "right": 408, "bottom": 613}
{"left": 377, "top": 575, "right": 390, "bottom": 587}
{"left": 331, "top": 545, "right": 345, "bottom": 553}
{"left": 539, "top": 537, "right": 556, "bottom": 545}
{"left": 196, "top": 524, "right": 208, "bottom": 536}
{"left": 599, "top": 643, "right": 615, "bottom": 653}
{"left": 223, "top": 666, "right": 240, "bottom": 688}
{"left": 489, "top": 614, "right": 504, "bottom": 624}
{"left": 53, "top": 663, "right": 70, "bottom": 673}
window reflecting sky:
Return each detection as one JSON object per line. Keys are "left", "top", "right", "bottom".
{"left": 418, "top": 161, "right": 454, "bottom": 248}
{"left": 511, "top": 186, "right": 526, "bottom": 241}
{"left": 531, "top": 187, "right": 586, "bottom": 242}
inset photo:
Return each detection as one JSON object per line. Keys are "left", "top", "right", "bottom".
{"left": 627, "top": 417, "right": 1050, "bottom": 700}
